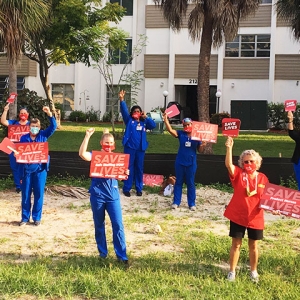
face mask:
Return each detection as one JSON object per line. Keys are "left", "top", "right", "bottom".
{"left": 19, "top": 114, "right": 28, "bottom": 121}
{"left": 30, "top": 127, "right": 39, "bottom": 135}
{"left": 102, "top": 145, "right": 115, "bottom": 152}
{"left": 184, "top": 126, "right": 192, "bottom": 133}
{"left": 243, "top": 162, "right": 256, "bottom": 174}
{"left": 132, "top": 112, "right": 141, "bottom": 120}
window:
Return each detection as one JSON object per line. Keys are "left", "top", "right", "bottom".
{"left": 110, "top": 0, "right": 133, "bottom": 16}
{"left": 106, "top": 85, "right": 131, "bottom": 115}
{"left": 0, "top": 77, "right": 24, "bottom": 102}
{"left": 52, "top": 84, "right": 74, "bottom": 112}
{"left": 110, "top": 39, "right": 132, "bottom": 64}
{"left": 225, "top": 35, "right": 270, "bottom": 58}
{"left": 261, "top": 0, "right": 272, "bottom": 3}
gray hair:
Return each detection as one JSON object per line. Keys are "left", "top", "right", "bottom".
{"left": 238, "top": 149, "right": 262, "bottom": 170}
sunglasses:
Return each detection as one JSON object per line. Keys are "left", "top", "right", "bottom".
{"left": 244, "top": 160, "right": 255, "bottom": 164}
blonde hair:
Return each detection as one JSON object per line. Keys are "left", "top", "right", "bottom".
{"left": 101, "top": 128, "right": 114, "bottom": 142}
{"left": 238, "top": 149, "right": 262, "bottom": 170}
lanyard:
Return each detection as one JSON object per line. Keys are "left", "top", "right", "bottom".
{"left": 245, "top": 173, "right": 258, "bottom": 197}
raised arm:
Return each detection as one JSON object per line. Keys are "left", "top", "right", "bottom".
{"left": 163, "top": 113, "right": 178, "bottom": 138}
{"left": 79, "top": 128, "right": 95, "bottom": 162}
{"left": 1, "top": 103, "right": 9, "bottom": 127}
{"left": 287, "top": 111, "right": 294, "bottom": 130}
{"left": 41, "top": 106, "right": 57, "bottom": 138}
{"left": 225, "top": 136, "right": 235, "bottom": 176}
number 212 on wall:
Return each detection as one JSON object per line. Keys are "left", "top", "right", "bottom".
{"left": 189, "top": 79, "right": 198, "bottom": 84}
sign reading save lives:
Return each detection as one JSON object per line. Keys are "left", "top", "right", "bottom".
{"left": 90, "top": 151, "right": 129, "bottom": 180}
{"left": 259, "top": 182, "right": 300, "bottom": 219}
{"left": 222, "top": 118, "right": 241, "bottom": 137}
{"left": 8, "top": 125, "right": 30, "bottom": 142}
{"left": 15, "top": 142, "right": 49, "bottom": 163}
{"left": 191, "top": 122, "right": 218, "bottom": 143}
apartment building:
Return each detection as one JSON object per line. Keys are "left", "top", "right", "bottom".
{"left": 1, "top": 0, "right": 299, "bottom": 129}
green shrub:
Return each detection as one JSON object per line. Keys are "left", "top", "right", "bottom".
{"left": 86, "top": 106, "right": 100, "bottom": 122}
{"left": 68, "top": 110, "right": 87, "bottom": 122}
{"left": 54, "top": 102, "right": 66, "bottom": 120}
{"left": 0, "top": 88, "right": 50, "bottom": 136}
{"left": 210, "top": 112, "right": 230, "bottom": 127}
{"left": 102, "top": 111, "right": 119, "bottom": 122}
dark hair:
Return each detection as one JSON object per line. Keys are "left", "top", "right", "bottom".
{"left": 19, "top": 107, "right": 28, "bottom": 113}
{"left": 30, "top": 118, "right": 40, "bottom": 126}
{"left": 130, "top": 105, "right": 142, "bottom": 116}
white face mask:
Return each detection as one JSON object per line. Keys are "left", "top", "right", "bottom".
{"left": 30, "top": 127, "right": 39, "bottom": 135}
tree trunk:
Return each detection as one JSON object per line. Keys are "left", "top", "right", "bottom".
{"left": 8, "top": 63, "right": 18, "bottom": 120}
{"left": 197, "top": 13, "right": 214, "bottom": 154}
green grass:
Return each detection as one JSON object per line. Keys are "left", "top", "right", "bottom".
{"left": 0, "top": 121, "right": 293, "bottom": 157}
{"left": 0, "top": 220, "right": 299, "bottom": 299}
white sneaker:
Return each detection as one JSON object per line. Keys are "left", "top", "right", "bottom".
{"left": 227, "top": 271, "right": 236, "bottom": 282}
{"left": 250, "top": 271, "right": 259, "bottom": 283}
{"left": 189, "top": 206, "right": 196, "bottom": 211}
{"left": 171, "top": 204, "right": 178, "bottom": 210}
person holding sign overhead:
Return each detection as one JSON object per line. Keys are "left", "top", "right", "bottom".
{"left": 287, "top": 110, "right": 300, "bottom": 190}
{"left": 163, "top": 114, "right": 206, "bottom": 211}
{"left": 1, "top": 103, "right": 30, "bottom": 192}
{"left": 79, "top": 128, "right": 129, "bottom": 264}
{"left": 224, "top": 136, "right": 270, "bottom": 282}
{"left": 18, "top": 106, "right": 57, "bottom": 226}
{"left": 119, "top": 90, "right": 156, "bottom": 197}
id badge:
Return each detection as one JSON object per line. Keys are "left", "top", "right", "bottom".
{"left": 136, "top": 125, "right": 142, "bottom": 131}
{"left": 185, "top": 141, "right": 191, "bottom": 147}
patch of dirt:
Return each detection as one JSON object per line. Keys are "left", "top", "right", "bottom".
{"left": 0, "top": 186, "right": 280, "bottom": 262}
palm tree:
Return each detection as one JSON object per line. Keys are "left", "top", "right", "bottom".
{"left": 0, "top": 0, "right": 50, "bottom": 119}
{"left": 154, "top": 0, "right": 261, "bottom": 152}
{"left": 276, "top": 0, "right": 300, "bottom": 40}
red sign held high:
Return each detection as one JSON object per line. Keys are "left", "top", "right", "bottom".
{"left": 222, "top": 118, "right": 241, "bottom": 137}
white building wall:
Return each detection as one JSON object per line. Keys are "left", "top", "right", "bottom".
{"left": 32, "top": 0, "right": 300, "bottom": 120}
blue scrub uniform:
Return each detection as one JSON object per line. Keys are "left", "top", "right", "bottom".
{"left": 120, "top": 101, "right": 156, "bottom": 193}
{"left": 19, "top": 116, "right": 57, "bottom": 223}
{"left": 173, "top": 130, "right": 201, "bottom": 208}
{"left": 89, "top": 177, "right": 128, "bottom": 261}
{"left": 7, "top": 120, "right": 30, "bottom": 189}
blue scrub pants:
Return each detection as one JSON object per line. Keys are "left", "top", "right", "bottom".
{"left": 123, "top": 146, "right": 145, "bottom": 193}
{"left": 173, "top": 162, "right": 197, "bottom": 208}
{"left": 21, "top": 169, "right": 47, "bottom": 222}
{"left": 90, "top": 194, "right": 127, "bottom": 261}
{"left": 293, "top": 161, "right": 300, "bottom": 190}
{"left": 9, "top": 152, "right": 21, "bottom": 189}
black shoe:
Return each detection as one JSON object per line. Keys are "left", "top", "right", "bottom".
{"left": 16, "top": 188, "right": 21, "bottom": 193}
{"left": 118, "top": 259, "right": 129, "bottom": 267}
{"left": 33, "top": 221, "right": 41, "bottom": 226}
{"left": 123, "top": 191, "right": 131, "bottom": 197}
{"left": 136, "top": 191, "right": 142, "bottom": 196}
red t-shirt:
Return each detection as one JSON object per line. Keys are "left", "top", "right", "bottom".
{"left": 224, "top": 167, "right": 269, "bottom": 229}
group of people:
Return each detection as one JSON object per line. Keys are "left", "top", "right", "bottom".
{"left": 1, "top": 94, "right": 297, "bottom": 278}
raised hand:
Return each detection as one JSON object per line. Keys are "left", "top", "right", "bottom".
{"left": 119, "top": 90, "right": 126, "bottom": 101}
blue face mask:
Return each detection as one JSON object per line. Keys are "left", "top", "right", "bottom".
{"left": 30, "top": 127, "right": 39, "bottom": 135}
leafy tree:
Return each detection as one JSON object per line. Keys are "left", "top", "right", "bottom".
{"left": 153, "top": 0, "right": 261, "bottom": 153}
{"left": 0, "top": 0, "right": 50, "bottom": 119}
{"left": 276, "top": 0, "right": 300, "bottom": 40}
{"left": 24, "top": 0, "right": 127, "bottom": 114}
{"left": 93, "top": 34, "right": 147, "bottom": 135}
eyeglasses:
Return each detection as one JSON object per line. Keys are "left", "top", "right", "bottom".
{"left": 244, "top": 160, "right": 255, "bottom": 164}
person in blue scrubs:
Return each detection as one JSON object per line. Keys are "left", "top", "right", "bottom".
{"left": 18, "top": 106, "right": 57, "bottom": 226}
{"left": 1, "top": 103, "right": 30, "bottom": 193}
{"left": 79, "top": 128, "right": 128, "bottom": 263}
{"left": 287, "top": 110, "right": 300, "bottom": 190}
{"left": 163, "top": 114, "right": 206, "bottom": 210}
{"left": 119, "top": 90, "right": 156, "bottom": 197}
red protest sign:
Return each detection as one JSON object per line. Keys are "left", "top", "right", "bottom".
{"left": 284, "top": 99, "right": 297, "bottom": 112}
{"left": 90, "top": 151, "right": 129, "bottom": 180}
{"left": 165, "top": 104, "right": 180, "bottom": 118}
{"left": 260, "top": 182, "right": 300, "bottom": 219}
{"left": 6, "top": 93, "right": 17, "bottom": 104}
{"left": 0, "top": 137, "right": 16, "bottom": 154}
{"left": 222, "top": 118, "right": 241, "bottom": 137}
{"left": 143, "top": 174, "right": 164, "bottom": 187}
{"left": 8, "top": 125, "right": 30, "bottom": 142}
{"left": 191, "top": 121, "right": 218, "bottom": 143}
{"left": 15, "top": 142, "right": 49, "bottom": 163}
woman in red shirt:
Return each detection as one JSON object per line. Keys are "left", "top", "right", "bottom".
{"left": 224, "top": 136, "right": 268, "bottom": 283}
